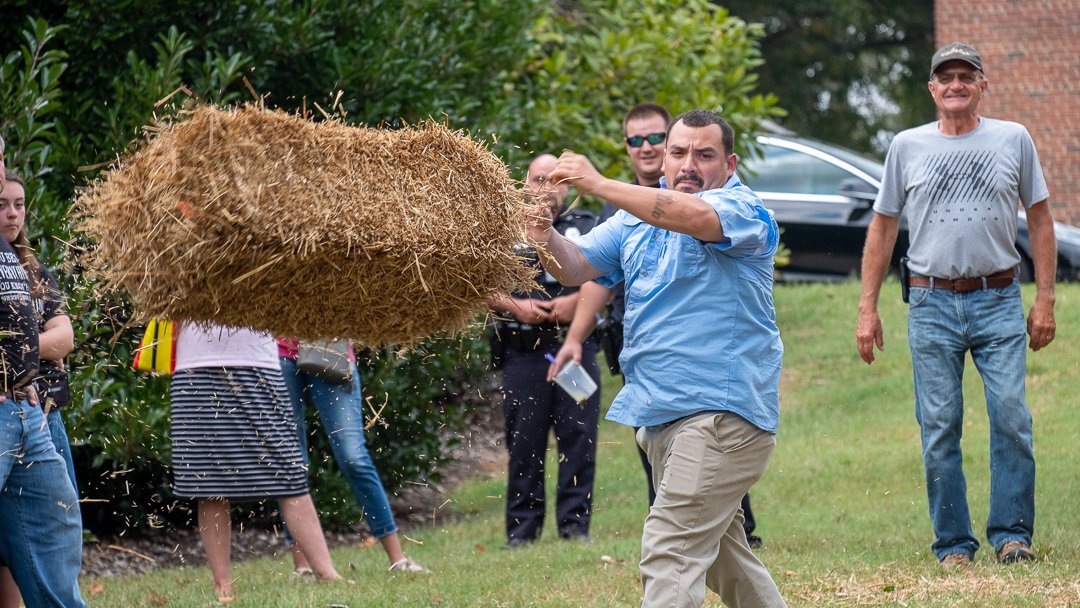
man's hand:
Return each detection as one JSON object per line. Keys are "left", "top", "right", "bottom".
{"left": 1027, "top": 297, "right": 1056, "bottom": 351}
{"left": 546, "top": 151, "right": 606, "bottom": 196}
{"left": 549, "top": 294, "right": 578, "bottom": 324}
{"left": 525, "top": 200, "right": 554, "bottom": 245}
{"left": 856, "top": 308, "right": 885, "bottom": 364}
{"left": 511, "top": 297, "right": 555, "bottom": 324}
{"left": 0, "top": 385, "right": 39, "bottom": 405}
{"left": 547, "top": 340, "right": 583, "bottom": 383}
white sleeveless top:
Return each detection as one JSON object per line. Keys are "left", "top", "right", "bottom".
{"left": 174, "top": 323, "right": 280, "bottom": 371}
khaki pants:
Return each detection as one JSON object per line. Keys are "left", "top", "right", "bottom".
{"left": 637, "top": 412, "right": 785, "bottom": 608}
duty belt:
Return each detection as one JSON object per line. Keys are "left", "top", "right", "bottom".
{"left": 494, "top": 321, "right": 562, "bottom": 352}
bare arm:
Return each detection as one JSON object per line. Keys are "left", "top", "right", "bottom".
{"left": 40, "top": 314, "right": 75, "bottom": 362}
{"left": 487, "top": 293, "right": 554, "bottom": 324}
{"left": 548, "top": 292, "right": 581, "bottom": 324}
{"left": 856, "top": 213, "right": 901, "bottom": 364}
{"left": 1024, "top": 200, "right": 1057, "bottom": 351}
{"left": 545, "top": 151, "right": 724, "bottom": 242}
{"left": 565, "top": 282, "right": 611, "bottom": 344}
{"left": 527, "top": 209, "right": 606, "bottom": 286}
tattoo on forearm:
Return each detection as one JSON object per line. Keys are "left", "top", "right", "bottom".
{"left": 651, "top": 192, "right": 675, "bottom": 220}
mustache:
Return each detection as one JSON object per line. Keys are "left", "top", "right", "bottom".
{"left": 674, "top": 174, "right": 703, "bottom": 188}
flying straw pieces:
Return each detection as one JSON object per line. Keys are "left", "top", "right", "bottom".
{"left": 73, "top": 104, "right": 537, "bottom": 345}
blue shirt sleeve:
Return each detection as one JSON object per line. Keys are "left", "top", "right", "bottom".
{"left": 577, "top": 209, "right": 630, "bottom": 287}
{"left": 699, "top": 181, "right": 779, "bottom": 258}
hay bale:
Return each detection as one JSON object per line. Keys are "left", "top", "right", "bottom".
{"left": 74, "top": 104, "right": 536, "bottom": 345}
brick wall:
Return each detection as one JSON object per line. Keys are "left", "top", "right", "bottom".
{"left": 937, "top": 1, "right": 1080, "bottom": 225}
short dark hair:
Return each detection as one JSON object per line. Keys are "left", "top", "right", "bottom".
{"left": 670, "top": 109, "right": 734, "bottom": 156}
{"left": 623, "top": 103, "right": 671, "bottom": 131}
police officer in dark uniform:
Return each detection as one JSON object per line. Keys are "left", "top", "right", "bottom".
{"left": 490, "top": 153, "right": 600, "bottom": 547}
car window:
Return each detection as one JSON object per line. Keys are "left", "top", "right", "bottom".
{"left": 741, "top": 144, "right": 870, "bottom": 196}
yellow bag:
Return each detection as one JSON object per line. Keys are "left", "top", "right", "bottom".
{"left": 132, "top": 319, "right": 176, "bottom": 374}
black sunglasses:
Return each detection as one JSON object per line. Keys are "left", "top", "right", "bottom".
{"left": 625, "top": 132, "right": 667, "bottom": 148}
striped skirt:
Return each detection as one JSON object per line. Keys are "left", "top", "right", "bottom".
{"left": 170, "top": 366, "right": 309, "bottom": 500}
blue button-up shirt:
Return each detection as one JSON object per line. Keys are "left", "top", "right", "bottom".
{"left": 578, "top": 174, "right": 783, "bottom": 432}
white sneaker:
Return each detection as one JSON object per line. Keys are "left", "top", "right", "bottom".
{"left": 388, "top": 557, "right": 431, "bottom": 574}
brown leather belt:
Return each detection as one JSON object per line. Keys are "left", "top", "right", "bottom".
{"left": 908, "top": 269, "right": 1015, "bottom": 293}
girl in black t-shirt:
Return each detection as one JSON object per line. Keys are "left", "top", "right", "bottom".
{"left": 0, "top": 170, "right": 81, "bottom": 608}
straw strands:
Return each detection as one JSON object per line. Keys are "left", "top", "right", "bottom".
{"left": 74, "top": 104, "right": 536, "bottom": 345}
{"left": 788, "top": 563, "right": 1080, "bottom": 606}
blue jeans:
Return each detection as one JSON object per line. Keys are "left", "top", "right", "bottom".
{"left": 279, "top": 357, "right": 398, "bottom": 538}
{"left": 47, "top": 409, "right": 79, "bottom": 495}
{"left": 0, "top": 400, "right": 86, "bottom": 608}
{"left": 907, "top": 281, "right": 1034, "bottom": 560}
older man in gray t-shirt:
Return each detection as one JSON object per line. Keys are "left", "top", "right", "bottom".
{"left": 856, "top": 42, "right": 1056, "bottom": 570}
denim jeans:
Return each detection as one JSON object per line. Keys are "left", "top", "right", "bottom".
{"left": 0, "top": 399, "right": 87, "bottom": 608}
{"left": 47, "top": 408, "right": 79, "bottom": 495}
{"left": 907, "top": 281, "right": 1034, "bottom": 560}
{"left": 279, "top": 357, "right": 398, "bottom": 538}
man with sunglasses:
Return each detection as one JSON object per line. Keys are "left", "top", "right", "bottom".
{"left": 857, "top": 42, "right": 1055, "bottom": 569}
{"left": 537, "top": 109, "right": 786, "bottom": 607}
{"left": 551, "top": 103, "right": 764, "bottom": 548}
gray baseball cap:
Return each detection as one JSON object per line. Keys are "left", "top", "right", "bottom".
{"left": 930, "top": 42, "right": 983, "bottom": 77}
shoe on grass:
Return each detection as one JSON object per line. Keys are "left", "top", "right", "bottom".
{"left": 389, "top": 557, "right": 431, "bottom": 574}
{"left": 502, "top": 537, "right": 535, "bottom": 550}
{"left": 997, "top": 540, "right": 1035, "bottom": 564}
{"left": 939, "top": 552, "right": 972, "bottom": 569}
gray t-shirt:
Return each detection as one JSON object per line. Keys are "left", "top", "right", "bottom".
{"left": 874, "top": 117, "right": 1049, "bottom": 278}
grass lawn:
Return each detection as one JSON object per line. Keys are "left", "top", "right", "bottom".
{"left": 82, "top": 280, "right": 1080, "bottom": 607}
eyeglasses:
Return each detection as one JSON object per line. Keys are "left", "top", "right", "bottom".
{"left": 933, "top": 71, "right": 980, "bottom": 85}
{"left": 625, "top": 132, "right": 667, "bottom": 148}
